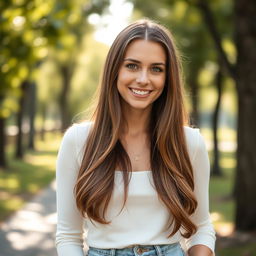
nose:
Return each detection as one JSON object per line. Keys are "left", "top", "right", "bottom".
{"left": 136, "top": 69, "right": 149, "bottom": 85}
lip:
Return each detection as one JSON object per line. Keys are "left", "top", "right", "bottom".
{"left": 129, "top": 87, "right": 152, "bottom": 98}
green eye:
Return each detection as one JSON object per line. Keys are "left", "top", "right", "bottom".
{"left": 126, "top": 63, "right": 138, "bottom": 70}
{"left": 152, "top": 66, "right": 163, "bottom": 72}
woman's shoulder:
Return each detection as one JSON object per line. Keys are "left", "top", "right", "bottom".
{"left": 183, "top": 125, "right": 200, "bottom": 140}
{"left": 60, "top": 121, "right": 93, "bottom": 162}
{"left": 72, "top": 120, "right": 93, "bottom": 133}
{"left": 62, "top": 121, "right": 93, "bottom": 146}
{"left": 183, "top": 126, "right": 204, "bottom": 161}
{"left": 64, "top": 120, "right": 92, "bottom": 135}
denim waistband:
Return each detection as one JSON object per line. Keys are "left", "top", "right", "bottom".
{"left": 88, "top": 242, "right": 184, "bottom": 256}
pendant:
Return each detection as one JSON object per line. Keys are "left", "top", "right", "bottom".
{"left": 134, "top": 155, "right": 139, "bottom": 161}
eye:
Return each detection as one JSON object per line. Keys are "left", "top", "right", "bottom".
{"left": 125, "top": 63, "right": 138, "bottom": 70}
{"left": 151, "top": 66, "right": 164, "bottom": 73}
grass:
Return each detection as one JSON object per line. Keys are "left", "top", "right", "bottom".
{"left": 210, "top": 152, "right": 235, "bottom": 224}
{"left": 0, "top": 132, "right": 61, "bottom": 222}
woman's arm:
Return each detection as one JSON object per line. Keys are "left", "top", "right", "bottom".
{"left": 56, "top": 125, "right": 85, "bottom": 256}
{"left": 184, "top": 129, "right": 216, "bottom": 255}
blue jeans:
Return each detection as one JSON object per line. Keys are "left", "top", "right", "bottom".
{"left": 87, "top": 243, "right": 185, "bottom": 256}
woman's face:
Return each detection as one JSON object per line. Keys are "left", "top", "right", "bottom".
{"left": 117, "top": 39, "right": 166, "bottom": 113}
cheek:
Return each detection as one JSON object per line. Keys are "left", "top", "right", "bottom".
{"left": 117, "top": 73, "right": 128, "bottom": 93}
{"left": 154, "top": 75, "right": 166, "bottom": 89}
{"left": 118, "top": 69, "right": 135, "bottom": 84}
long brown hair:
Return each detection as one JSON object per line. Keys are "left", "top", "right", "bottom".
{"left": 75, "top": 19, "right": 197, "bottom": 238}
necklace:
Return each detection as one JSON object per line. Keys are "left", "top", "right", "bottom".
{"left": 132, "top": 149, "right": 145, "bottom": 161}
{"left": 134, "top": 154, "right": 140, "bottom": 161}
{"left": 120, "top": 134, "right": 149, "bottom": 162}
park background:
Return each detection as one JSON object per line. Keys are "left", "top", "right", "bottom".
{"left": 0, "top": 0, "right": 256, "bottom": 255}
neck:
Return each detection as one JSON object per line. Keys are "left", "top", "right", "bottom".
{"left": 121, "top": 105, "right": 151, "bottom": 137}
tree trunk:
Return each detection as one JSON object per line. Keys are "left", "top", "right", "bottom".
{"left": 40, "top": 104, "right": 46, "bottom": 141}
{"left": 0, "top": 116, "right": 6, "bottom": 168}
{"left": 15, "top": 81, "right": 29, "bottom": 159}
{"left": 234, "top": 0, "right": 256, "bottom": 231}
{"left": 59, "top": 65, "right": 71, "bottom": 131}
{"left": 211, "top": 66, "right": 223, "bottom": 176}
{"left": 195, "top": 0, "right": 256, "bottom": 231}
{"left": 28, "top": 82, "right": 36, "bottom": 150}
{"left": 189, "top": 73, "right": 200, "bottom": 127}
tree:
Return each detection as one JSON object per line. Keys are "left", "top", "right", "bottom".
{"left": 233, "top": 0, "right": 256, "bottom": 231}
{"left": 176, "top": 0, "right": 256, "bottom": 231}
{"left": 0, "top": 1, "right": 35, "bottom": 166}
{"left": 15, "top": 80, "right": 29, "bottom": 158}
{"left": 211, "top": 61, "right": 224, "bottom": 176}
{"left": 27, "top": 81, "right": 37, "bottom": 150}
{"left": 0, "top": 0, "right": 110, "bottom": 166}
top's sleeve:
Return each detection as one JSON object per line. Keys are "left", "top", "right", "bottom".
{"left": 184, "top": 129, "right": 216, "bottom": 253}
{"left": 55, "top": 125, "right": 85, "bottom": 256}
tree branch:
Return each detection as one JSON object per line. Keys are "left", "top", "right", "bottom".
{"left": 192, "top": 0, "right": 236, "bottom": 79}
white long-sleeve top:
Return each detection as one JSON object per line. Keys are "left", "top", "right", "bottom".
{"left": 56, "top": 122, "right": 216, "bottom": 255}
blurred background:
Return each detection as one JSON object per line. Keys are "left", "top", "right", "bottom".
{"left": 0, "top": 0, "right": 256, "bottom": 255}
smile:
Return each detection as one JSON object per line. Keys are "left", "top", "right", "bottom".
{"left": 130, "top": 88, "right": 152, "bottom": 95}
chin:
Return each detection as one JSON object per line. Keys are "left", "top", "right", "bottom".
{"left": 130, "top": 104, "right": 152, "bottom": 111}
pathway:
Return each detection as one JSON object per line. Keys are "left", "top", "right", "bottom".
{"left": 0, "top": 181, "right": 57, "bottom": 256}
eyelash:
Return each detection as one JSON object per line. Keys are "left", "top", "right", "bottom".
{"left": 126, "top": 63, "right": 138, "bottom": 70}
{"left": 125, "top": 63, "right": 164, "bottom": 73}
{"left": 151, "top": 66, "right": 163, "bottom": 73}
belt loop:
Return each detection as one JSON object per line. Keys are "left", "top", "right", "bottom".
{"left": 111, "top": 249, "right": 115, "bottom": 256}
{"left": 154, "top": 245, "right": 162, "bottom": 256}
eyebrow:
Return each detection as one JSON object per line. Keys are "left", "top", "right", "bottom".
{"left": 123, "top": 58, "right": 166, "bottom": 66}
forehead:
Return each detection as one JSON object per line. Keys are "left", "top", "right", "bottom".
{"left": 124, "top": 39, "right": 166, "bottom": 62}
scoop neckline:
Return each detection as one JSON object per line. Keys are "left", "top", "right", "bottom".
{"left": 115, "top": 170, "right": 151, "bottom": 173}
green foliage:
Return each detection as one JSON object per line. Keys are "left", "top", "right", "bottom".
{"left": 69, "top": 34, "right": 109, "bottom": 119}
{"left": 0, "top": 0, "right": 105, "bottom": 118}
{"left": 33, "top": 32, "right": 109, "bottom": 125}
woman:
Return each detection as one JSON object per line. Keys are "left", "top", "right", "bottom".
{"left": 56, "top": 19, "right": 216, "bottom": 256}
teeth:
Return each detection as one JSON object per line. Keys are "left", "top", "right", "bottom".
{"left": 131, "top": 89, "right": 150, "bottom": 95}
